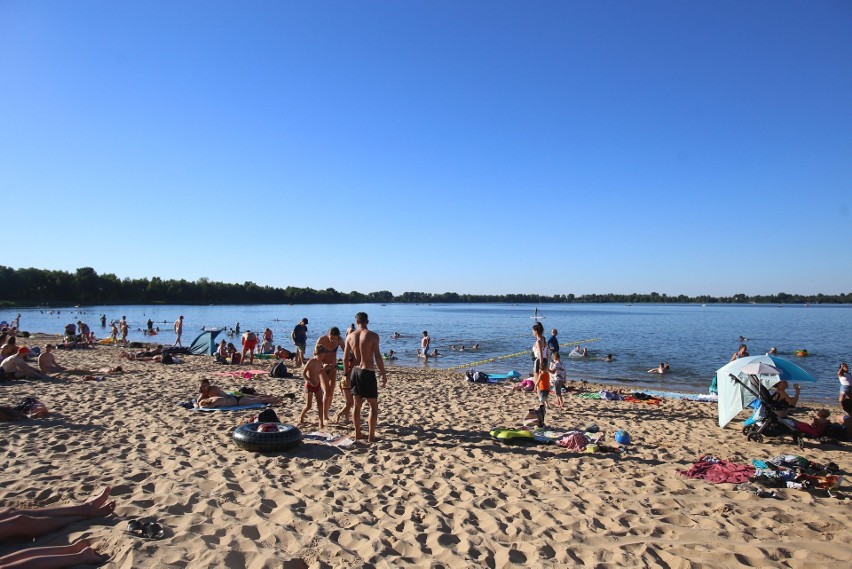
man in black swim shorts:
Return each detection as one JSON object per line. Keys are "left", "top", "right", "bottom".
{"left": 343, "top": 312, "right": 388, "bottom": 443}
{"left": 351, "top": 367, "right": 378, "bottom": 399}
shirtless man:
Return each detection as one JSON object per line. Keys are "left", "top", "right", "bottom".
{"left": 38, "top": 344, "right": 67, "bottom": 373}
{"left": 241, "top": 330, "right": 258, "bottom": 364}
{"left": 291, "top": 318, "right": 308, "bottom": 366}
{"left": 173, "top": 315, "right": 184, "bottom": 347}
{"left": 315, "top": 327, "right": 345, "bottom": 422}
{"left": 196, "top": 378, "right": 283, "bottom": 408}
{"left": 2, "top": 348, "right": 52, "bottom": 380}
{"left": 300, "top": 347, "right": 332, "bottom": 428}
{"left": 420, "top": 331, "right": 430, "bottom": 360}
{"left": 343, "top": 312, "right": 388, "bottom": 442}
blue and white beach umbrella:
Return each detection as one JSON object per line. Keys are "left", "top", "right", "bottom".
{"left": 715, "top": 355, "right": 816, "bottom": 428}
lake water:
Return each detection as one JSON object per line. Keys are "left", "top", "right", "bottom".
{"left": 8, "top": 303, "right": 850, "bottom": 403}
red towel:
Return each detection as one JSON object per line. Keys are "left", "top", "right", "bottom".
{"left": 678, "top": 457, "right": 755, "bottom": 484}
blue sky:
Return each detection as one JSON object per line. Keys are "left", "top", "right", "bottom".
{"left": 1, "top": 1, "right": 850, "bottom": 297}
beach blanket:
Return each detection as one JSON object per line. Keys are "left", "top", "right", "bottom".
{"left": 623, "top": 395, "right": 662, "bottom": 405}
{"left": 303, "top": 432, "right": 356, "bottom": 447}
{"left": 641, "top": 390, "right": 719, "bottom": 402}
{"left": 679, "top": 455, "right": 755, "bottom": 484}
{"left": 190, "top": 403, "right": 269, "bottom": 412}
{"left": 212, "top": 370, "right": 269, "bottom": 379}
{"left": 577, "top": 392, "right": 602, "bottom": 400}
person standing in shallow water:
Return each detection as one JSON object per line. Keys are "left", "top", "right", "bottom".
{"left": 730, "top": 344, "right": 749, "bottom": 362}
{"left": 420, "top": 331, "right": 430, "bottom": 360}
{"left": 344, "top": 312, "right": 388, "bottom": 442}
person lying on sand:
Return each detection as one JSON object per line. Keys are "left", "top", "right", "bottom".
{"left": 0, "top": 406, "right": 30, "bottom": 421}
{"left": 196, "top": 378, "right": 283, "bottom": 408}
{"left": 119, "top": 345, "right": 164, "bottom": 361}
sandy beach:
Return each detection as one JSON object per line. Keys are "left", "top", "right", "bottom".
{"left": 2, "top": 335, "right": 850, "bottom": 568}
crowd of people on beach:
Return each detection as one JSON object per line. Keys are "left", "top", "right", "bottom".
{"left": 3, "top": 311, "right": 852, "bottom": 443}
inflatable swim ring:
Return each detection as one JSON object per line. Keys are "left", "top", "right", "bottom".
{"left": 232, "top": 423, "right": 302, "bottom": 452}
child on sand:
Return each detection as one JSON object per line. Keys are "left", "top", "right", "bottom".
{"left": 549, "top": 352, "right": 567, "bottom": 408}
{"left": 793, "top": 409, "right": 831, "bottom": 437}
{"left": 536, "top": 366, "right": 551, "bottom": 408}
{"left": 299, "top": 348, "right": 328, "bottom": 428}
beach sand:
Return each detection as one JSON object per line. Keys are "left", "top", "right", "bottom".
{"left": 2, "top": 336, "right": 850, "bottom": 568}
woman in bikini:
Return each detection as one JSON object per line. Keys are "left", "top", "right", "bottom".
{"left": 314, "top": 327, "right": 345, "bottom": 422}
{"left": 197, "top": 379, "right": 283, "bottom": 408}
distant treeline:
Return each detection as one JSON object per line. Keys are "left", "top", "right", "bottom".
{"left": 1, "top": 266, "right": 850, "bottom": 306}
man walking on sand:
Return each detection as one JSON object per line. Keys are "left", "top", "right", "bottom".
{"left": 344, "top": 312, "right": 388, "bottom": 443}
{"left": 291, "top": 318, "right": 308, "bottom": 366}
{"left": 173, "top": 315, "right": 184, "bottom": 347}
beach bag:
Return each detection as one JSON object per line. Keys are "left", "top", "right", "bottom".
{"left": 466, "top": 370, "right": 489, "bottom": 383}
{"left": 270, "top": 361, "right": 290, "bottom": 378}
{"left": 257, "top": 408, "right": 280, "bottom": 423}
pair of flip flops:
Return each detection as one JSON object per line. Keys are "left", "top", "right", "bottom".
{"left": 126, "top": 520, "right": 165, "bottom": 540}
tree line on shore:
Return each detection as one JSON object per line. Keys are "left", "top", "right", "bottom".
{"left": 1, "top": 265, "right": 850, "bottom": 306}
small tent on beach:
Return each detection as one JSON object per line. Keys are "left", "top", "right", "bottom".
{"left": 189, "top": 329, "right": 223, "bottom": 356}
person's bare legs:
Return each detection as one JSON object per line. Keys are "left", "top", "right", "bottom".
{"left": 240, "top": 395, "right": 283, "bottom": 406}
{"left": 322, "top": 370, "right": 336, "bottom": 422}
{"left": 335, "top": 388, "right": 353, "bottom": 424}
{"left": 0, "top": 539, "right": 100, "bottom": 567}
{"left": 1, "top": 487, "right": 111, "bottom": 520}
{"left": 366, "top": 398, "right": 379, "bottom": 442}
{"left": 314, "top": 390, "right": 324, "bottom": 429}
{"left": 298, "top": 391, "right": 313, "bottom": 424}
{"left": 353, "top": 396, "right": 365, "bottom": 440}
{"left": 0, "top": 542, "right": 106, "bottom": 569}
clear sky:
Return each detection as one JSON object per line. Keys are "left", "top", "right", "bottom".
{"left": 2, "top": 1, "right": 850, "bottom": 297}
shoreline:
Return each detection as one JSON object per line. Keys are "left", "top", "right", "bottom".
{"left": 18, "top": 331, "right": 837, "bottom": 404}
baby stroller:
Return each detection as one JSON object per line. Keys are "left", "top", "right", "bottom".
{"left": 729, "top": 373, "right": 804, "bottom": 449}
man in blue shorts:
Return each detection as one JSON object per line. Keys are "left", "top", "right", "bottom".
{"left": 343, "top": 312, "right": 388, "bottom": 443}
{"left": 291, "top": 318, "right": 308, "bottom": 366}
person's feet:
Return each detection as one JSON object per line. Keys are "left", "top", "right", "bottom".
{"left": 83, "top": 487, "right": 112, "bottom": 517}
{"left": 68, "top": 538, "right": 92, "bottom": 554}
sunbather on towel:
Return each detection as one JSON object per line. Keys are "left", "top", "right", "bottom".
{"left": 196, "top": 378, "right": 283, "bottom": 408}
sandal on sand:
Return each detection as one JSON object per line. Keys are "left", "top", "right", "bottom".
{"left": 127, "top": 520, "right": 165, "bottom": 540}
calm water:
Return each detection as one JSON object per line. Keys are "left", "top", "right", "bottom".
{"left": 8, "top": 303, "right": 851, "bottom": 403}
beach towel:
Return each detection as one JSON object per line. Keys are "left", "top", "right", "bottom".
{"left": 303, "top": 432, "right": 356, "bottom": 447}
{"left": 623, "top": 395, "right": 662, "bottom": 405}
{"left": 577, "top": 392, "right": 602, "bottom": 400}
{"left": 641, "top": 390, "right": 719, "bottom": 403}
{"left": 678, "top": 455, "right": 755, "bottom": 484}
{"left": 212, "top": 370, "right": 269, "bottom": 379}
{"left": 190, "top": 403, "right": 269, "bottom": 412}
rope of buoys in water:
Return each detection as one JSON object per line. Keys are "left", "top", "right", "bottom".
{"left": 443, "top": 338, "right": 603, "bottom": 371}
